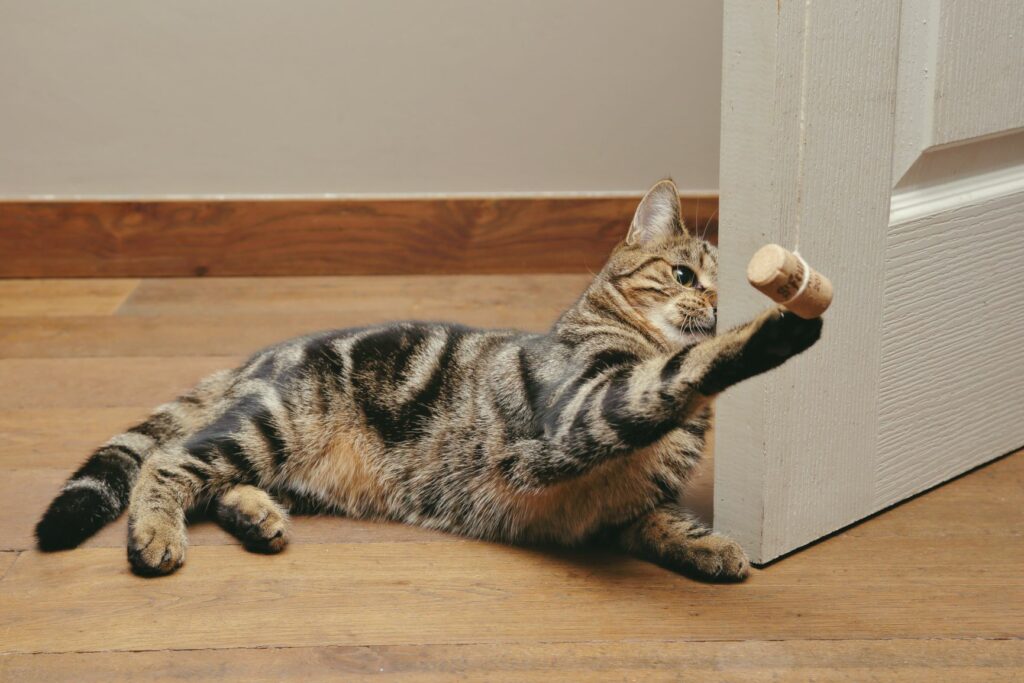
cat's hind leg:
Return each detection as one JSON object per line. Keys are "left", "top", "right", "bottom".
{"left": 616, "top": 503, "right": 750, "bottom": 581}
{"left": 214, "top": 484, "right": 289, "bottom": 554}
{"left": 126, "top": 445, "right": 203, "bottom": 576}
{"left": 128, "top": 396, "right": 290, "bottom": 575}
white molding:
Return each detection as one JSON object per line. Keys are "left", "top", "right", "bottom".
{"left": 890, "top": 162, "right": 1024, "bottom": 225}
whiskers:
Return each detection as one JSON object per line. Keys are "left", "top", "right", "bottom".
{"left": 698, "top": 207, "right": 718, "bottom": 242}
{"left": 678, "top": 312, "right": 716, "bottom": 338}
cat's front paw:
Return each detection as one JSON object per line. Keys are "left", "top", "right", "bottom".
{"left": 681, "top": 533, "right": 751, "bottom": 581}
{"left": 749, "top": 308, "right": 823, "bottom": 362}
{"left": 699, "top": 309, "right": 823, "bottom": 395}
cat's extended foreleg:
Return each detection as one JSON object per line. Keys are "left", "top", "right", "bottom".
{"left": 500, "top": 308, "right": 819, "bottom": 491}
{"left": 616, "top": 503, "right": 750, "bottom": 581}
{"left": 693, "top": 307, "right": 822, "bottom": 396}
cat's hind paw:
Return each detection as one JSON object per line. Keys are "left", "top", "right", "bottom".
{"left": 215, "top": 485, "right": 290, "bottom": 554}
{"left": 127, "top": 512, "right": 187, "bottom": 577}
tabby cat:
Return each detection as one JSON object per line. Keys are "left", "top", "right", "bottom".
{"left": 36, "top": 179, "right": 822, "bottom": 580}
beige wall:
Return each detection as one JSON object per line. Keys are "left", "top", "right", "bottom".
{"left": 0, "top": 1, "right": 722, "bottom": 198}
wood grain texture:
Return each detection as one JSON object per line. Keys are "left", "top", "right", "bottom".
{"left": 0, "top": 279, "right": 138, "bottom": 316}
{"left": 0, "top": 552, "right": 16, "bottom": 582}
{"left": 0, "top": 357, "right": 236, "bottom": 410}
{"left": 0, "top": 275, "right": 591, "bottom": 359}
{"left": 118, "top": 274, "right": 592, "bottom": 316}
{"left": 0, "top": 314, "right": 434, "bottom": 359}
{"left": 2, "top": 530, "right": 1021, "bottom": 654}
{"left": 0, "top": 196, "right": 718, "bottom": 278}
{"left": 3, "top": 639, "right": 1022, "bottom": 683}
{"left": 0, "top": 408, "right": 152, "bottom": 469}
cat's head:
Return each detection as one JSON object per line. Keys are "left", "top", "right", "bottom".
{"left": 603, "top": 179, "right": 718, "bottom": 346}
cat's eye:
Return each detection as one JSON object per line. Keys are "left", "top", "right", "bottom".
{"left": 673, "top": 265, "right": 698, "bottom": 287}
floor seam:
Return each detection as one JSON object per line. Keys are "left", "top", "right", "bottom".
{"left": 111, "top": 280, "right": 143, "bottom": 316}
{"left": 0, "top": 551, "right": 22, "bottom": 582}
{"left": 3, "top": 635, "right": 1022, "bottom": 658}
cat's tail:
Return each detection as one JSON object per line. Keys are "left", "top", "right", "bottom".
{"left": 34, "top": 408, "right": 184, "bottom": 551}
{"left": 35, "top": 370, "right": 233, "bottom": 551}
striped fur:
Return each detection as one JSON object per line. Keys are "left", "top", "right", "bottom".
{"left": 36, "top": 180, "right": 822, "bottom": 580}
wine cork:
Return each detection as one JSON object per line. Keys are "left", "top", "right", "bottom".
{"left": 746, "top": 244, "right": 832, "bottom": 319}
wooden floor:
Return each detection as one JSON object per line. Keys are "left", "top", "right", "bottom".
{"left": 1, "top": 276, "right": 1021, "bottom": 682}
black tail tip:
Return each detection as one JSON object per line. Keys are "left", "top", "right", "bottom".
{"left": 36, "top": 487, "right": 118, "bottom": 552}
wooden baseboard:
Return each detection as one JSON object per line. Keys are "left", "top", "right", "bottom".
{"left": 0, "top": 195, "right": 717, "bottom": 278}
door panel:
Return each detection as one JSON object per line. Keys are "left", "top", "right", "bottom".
{"left": 877, "top": 187, "right": 1024, "bottom": 506}
{"left": 929, "top": 2, "right": 1024, "bottom": 147}
{"left": 717, "top": 0, "right": 1024, "bottom": 563}
{"left": 895, "top": 0, "right": 1024, "bottom": 179}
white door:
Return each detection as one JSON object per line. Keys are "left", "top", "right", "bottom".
{"left": 715, "top": 0, "right": 1024, "bottom": 563}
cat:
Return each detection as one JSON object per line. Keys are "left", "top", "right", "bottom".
{"left": 35, "top": 179, "right": 821, "bottom": 580}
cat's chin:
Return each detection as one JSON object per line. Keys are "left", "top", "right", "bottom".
{"left": 652, "top": 317, "right": 712, "bottom": 348}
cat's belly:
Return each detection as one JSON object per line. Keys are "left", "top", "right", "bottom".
{"left": 280, "top": 423, "right": 395, "bottom": 517}
{"left": 280, "top": 420, "right": 703, "bottom": 546}
{"left": 502, "top": 430, "right": 704, "bottom": 545}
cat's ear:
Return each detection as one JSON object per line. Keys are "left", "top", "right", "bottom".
{"left": 626, "top": 179, "right": 683, "bottom": 246}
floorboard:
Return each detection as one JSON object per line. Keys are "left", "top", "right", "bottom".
{"left": 117, "top": 275, "right": 591, "bottom": 317}
{"left": 0, "top": 357, "right": 235, "bottom": 409}
{"left": 2, "top": 526, "right": 1021, "bottom": 653}
{"left": 0, "top": 408, "right": 151, "bottom": 468}
{"left": 0, "top": 552, "right": 17, "bottom": 581}
{"left": 0, "top": 279, "right": 139, "bottom": 317}
{"left": 2, "top": 640, "right": 1021, "bottom": 682}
